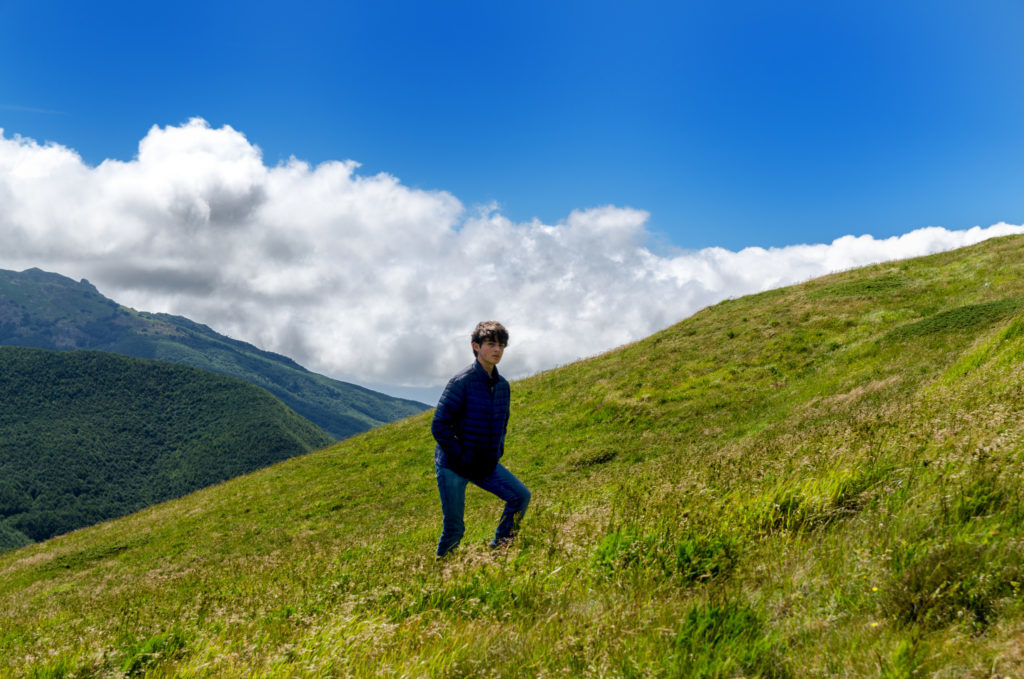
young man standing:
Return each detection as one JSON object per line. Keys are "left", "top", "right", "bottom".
{"left": 432, "top": 321, "right": 531, "bottom": 557}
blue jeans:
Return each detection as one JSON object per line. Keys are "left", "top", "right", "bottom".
{"left": 435, "top": 462, "right": 531, "bottom": 557}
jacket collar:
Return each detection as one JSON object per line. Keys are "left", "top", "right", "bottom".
{"left": 473, "top": 358, "right": 500, "bottom": 384}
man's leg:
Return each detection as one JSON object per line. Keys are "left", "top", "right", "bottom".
{"left": 435, "top": 463, "right": 469, "bottom": 557}
{"left": 474, "top": 463, "right": 531, "bottom": 548}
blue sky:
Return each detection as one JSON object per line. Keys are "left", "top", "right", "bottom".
{"left": 4, "top": 0, "right": 1023, "bottom": 252}
{"left": 2, "top": 1, "right": 1024, "bottom": 399}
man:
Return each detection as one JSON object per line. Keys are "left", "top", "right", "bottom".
{"left": 432, "top": 321, "right": 531, "bottom": 557}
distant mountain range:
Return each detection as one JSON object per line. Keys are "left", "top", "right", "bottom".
{"left": 0, "top": 268, "right": 429, "bottom": 439}
{"left": 0, "top": 346, "right": 334, "bottom": 551}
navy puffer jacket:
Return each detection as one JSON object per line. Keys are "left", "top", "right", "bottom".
{"left": 432, "top": 360, "right": 510, "bottom": 479}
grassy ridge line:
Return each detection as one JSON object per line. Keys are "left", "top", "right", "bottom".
{"left": 3, "top": 236, "right": 1024, "bottom": 676}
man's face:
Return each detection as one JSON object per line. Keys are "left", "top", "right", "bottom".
{"left": 473, "top": 339, "right": 506, "bottom": 369}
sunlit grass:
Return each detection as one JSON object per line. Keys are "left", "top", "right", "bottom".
{"left": 4, "top": 235, "right": 1024, "bottom": 676}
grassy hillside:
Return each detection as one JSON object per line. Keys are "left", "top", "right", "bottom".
{"left": 3, "top": 235, "right": 1024, "bottom": 677}
{"left": 0, "top": 268, "right": 429, "bottom": 439}
{"left": 0, "top": 348, "right": 332, "bottom": 550}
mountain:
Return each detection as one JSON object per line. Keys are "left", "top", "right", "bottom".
{"left": 4, "top": 235, "right": 1024, "bottom": 676}
{"left": 0, "top": 267, "right": 429, "bottom": 440}
{"left": 0, "top": 347, "right": 333, "bottom": 551}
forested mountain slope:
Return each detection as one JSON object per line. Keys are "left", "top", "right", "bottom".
{"left": 4, "top": 236, "right": 1024, "bottom": 676}
{"left": 0, "top": 267, "right": 428, "bottom": 439}
{"left": 0, "top": 347, "right": 332, "bottom": 551}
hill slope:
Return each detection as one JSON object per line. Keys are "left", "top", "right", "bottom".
{"left": 0, "top": 347, "right": 333, "bottom": 550}
{"left": 4, "top": 236, "right": 1024, "bottom": 676}
{"left": 0, "top": 267, "right": 428, "bottom": 439}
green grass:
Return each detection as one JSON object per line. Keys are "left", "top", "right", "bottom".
{"left": 4, "top": 235, "right": 1024, "bottom": 676}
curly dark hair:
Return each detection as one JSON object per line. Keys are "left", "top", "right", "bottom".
{"left": 471, "top": 321, "right": 509, "bottom": 356}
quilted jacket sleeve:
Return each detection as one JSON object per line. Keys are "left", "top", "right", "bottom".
{"left": 499, "top": 382, "right": 510, "bottom": 456}
{"left": 431, "top": 373, "right": 466, "bottom": 462}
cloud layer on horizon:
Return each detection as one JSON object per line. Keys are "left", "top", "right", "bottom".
{"left": 2, "top": 119, "right": 1021, "bottom": 389}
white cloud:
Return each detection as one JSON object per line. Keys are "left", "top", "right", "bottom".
{"left": 1, "top": 119, "right": 1021, "bottom": 394}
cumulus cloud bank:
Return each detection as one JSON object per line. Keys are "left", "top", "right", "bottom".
{"left": 1, "top": 119, "right": 1021, "bottom": 392}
